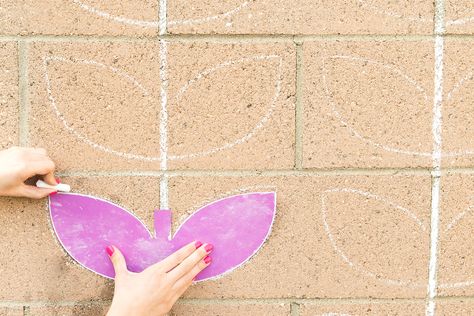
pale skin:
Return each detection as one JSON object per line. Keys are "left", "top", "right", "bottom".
{"left": 0, "top": 146, "right": 212, "bottom": 316}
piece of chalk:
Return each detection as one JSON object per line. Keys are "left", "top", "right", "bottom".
{"left": 36, "top": 180, "right": 71, "bottom": 192}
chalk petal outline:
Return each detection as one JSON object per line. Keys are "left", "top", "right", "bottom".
{"left": 49, "top": 191, "right": 276, "bottom": 281}
{"left": 71, "top": 0, "right": 250, "bottom": 28}
{"left": 322, "top": 55, "right": 433, "bottom": 158}
{"left": 43, "top": 55, "right": 283, "bottom": 161}
{"left": 321, "top": 188, "right": 428, "bottom": 288}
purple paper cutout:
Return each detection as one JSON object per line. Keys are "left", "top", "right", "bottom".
{"left": 49, "top": 192, "right": 276, "bottom": 281}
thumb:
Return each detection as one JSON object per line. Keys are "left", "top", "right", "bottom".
{"left": 106, "top": 245, "right": 128, "bottom": 277}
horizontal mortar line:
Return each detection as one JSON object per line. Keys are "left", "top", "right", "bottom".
{"left": 0, "top": 33, "right": 461, "bottom": 43}
{"left": 56, "top": 168, "right": 436, "bottom": 178}
{"left": 3, "top": 296, "right": 473, "bottom": 308}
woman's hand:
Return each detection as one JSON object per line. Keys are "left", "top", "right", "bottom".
{"left": 0, "top": 147, "right": 58, "bottom": 199}
{"left": 107, "top": 241, "right": 213, "bottom": 316}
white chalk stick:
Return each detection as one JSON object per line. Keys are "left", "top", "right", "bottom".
{"left": 36, "top": 180, "right": 71, "bottom": 192}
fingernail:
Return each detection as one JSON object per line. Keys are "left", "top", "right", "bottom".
{"left": 204, "top": 256, "right": 212, "bottom": 264}
{"left": 55, "top": 177, "right": 61, "bottom": 184}
{"left": 204, "top": 244, "right": 213, "bottom": 253}
{"left": 194, "top": 241, "right": 203, "bottom": 249}
{"left": 49, "top": 191, "right": 57, "bottom": 196}
{"left": 106, "top": 246, "right": 114, "bottom": 256}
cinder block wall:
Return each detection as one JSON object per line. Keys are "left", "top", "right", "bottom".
{"left": 1, "top": 1, "right": 473, "bottom": 315}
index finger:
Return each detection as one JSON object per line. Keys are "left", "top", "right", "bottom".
{"left": 22, "top": 158, "right": 55, "bottom": 180}
{"left": 147, "top": 241, "right": 202, "bottom": 274}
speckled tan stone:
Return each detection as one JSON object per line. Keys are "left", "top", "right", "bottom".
{"left": 0, "top": 307, "right": 23, "bottom": 316}
{"left": 303, "top": 40, "right": 434, "bottom": 169}
{"left": 168, "top": 0, "right": 433, "bottom": 35}
{"left": 437, "top": 299, "right": 474, "bottom": 315}
{"left": 170, "top": 302, "right": 290, "bottom": 315}
{"left": 166, "top": 42, "right": 295, "bottom": 170}
{"left": 300, "top": 302, "right": 425, "bottom": 315}
{"left": 0, "top": 42, "right": 18, "bottom": 149}
{"left": 29, "top": 304, "right": 109, "bottom": 316}
{"left": 168, "top": 175, "right": 431, "bottom": 298}
{"left": 0, "top": 0, "right": 157, "bottom": 36}
{"left": 438, "top": 174, "right": 474, "bottom": 297}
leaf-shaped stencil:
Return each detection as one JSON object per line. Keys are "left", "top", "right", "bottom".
{"left": 71, "top": 0, "right": 159, "bottom": 28}
{"left": 442, "top": 72, "right": 474, "bottom": 158}
{"left": 321, "top": 189, "right": 428, "bottom": 287}
{"left": 49, "top": 192, "right": 276, "bottom": 281}
{"left": 168, "top": 55, "right": 282, "bottom": 160}
{"left": 43, "top": 56, "right": 160, "bottom": 161}
{"left": 322, "top": 55, "right": 432, "bottom": 157}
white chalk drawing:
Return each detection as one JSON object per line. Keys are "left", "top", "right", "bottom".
{"left": 321, "top": 188, "right": 427, "bottom": 288}
{"left": 42, "top": 56, "right": 159, "bottom": 161}
{"left": 71, "top": 0, "right": 250, "bottom": 28}
{"left": 322, "top": 54, "right": 474, "bottom": 158}
{"left": 170, "top": 55, "right": 282, "bottom": 160}
{"left": 447, "top": 15, "right": 474, "bottom": 27}
{"left": 321, "top": 55, "right": 431, "bottom": 158}
{"left": 43, "top": 55, "right": 282, "bottom": 162}
{"left": 322, "top": 188, "right": 474, "bottom": 290}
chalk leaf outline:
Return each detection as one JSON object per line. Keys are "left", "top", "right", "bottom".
{"left": 321, "top": 188, "right": 428, "bottom": 288}
{"left": 322, "top": 188, "right": 474, "bottom": 289}
{"left": 43, "top": 54, "right": 283, "bottom": 161}
{"left": 322, "top": 54, "right": 474, "bottom": 158}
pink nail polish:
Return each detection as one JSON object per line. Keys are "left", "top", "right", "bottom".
{"left": 49, "top": 191, "right": 57, "bottom": 196}
{"left": 204, "top": 244, "right": 213, "bottom": 253}
{"left": 56, "top": 177, "right": 61, "bottom": 184}
{"left": 194, "top": 241, "right": 203, "bottom": 249}
{"left": 204, "top": 256, "right": 212, "bottom": 264}
{"left": 106, "top": 246, "right": 114, "bottom": 256}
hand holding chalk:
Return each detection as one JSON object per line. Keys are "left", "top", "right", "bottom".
{"left": 0, "top": 147, "right": 60, "bottom": 199}
{"left": 36, "top": 180, "right": 71, "bottom": 193}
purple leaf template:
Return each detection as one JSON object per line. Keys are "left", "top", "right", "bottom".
{"left": 49, "top": 192, "right": 276, "bottom": 281}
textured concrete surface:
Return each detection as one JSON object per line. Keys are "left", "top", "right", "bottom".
{"left": 0, "top": 42, "right": 18, "bottom": 149}
{"left": 0, "top": 0, "right": 473, "bottom": 316}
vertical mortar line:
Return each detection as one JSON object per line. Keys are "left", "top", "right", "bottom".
{"left": 426, "top": 0, "right": 445, "bottom": 315}
{"left": 295, "top": 41, "right": 304, "bottom": 170}
{"left": 23, "top": 305, "right": 30, "bottom": 316}
{"left": 159, "top": 0, "right": 170, "bottom": 209}
{"left": 18, "top": 41, "right": 29, "bottom": 147}
{"left": 290, "top": 302, "right": 300, "bottom": 316}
